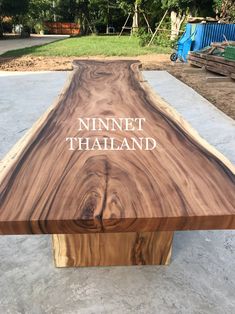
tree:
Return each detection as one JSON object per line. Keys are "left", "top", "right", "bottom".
{"left": 214, "top": 0, "right": 235, "bottom": 21}
{"left": 55, "top": 0, "right": 91, "bottom": 33}
{"left": 0, "top": 0, "right": 29, "bottom": 37}
{"left": 0, "top": 0, "right": 29, "bottom": 16}
{"left": 89, "top": 0, "right": 113, "bottom": 33}
{"left": 161, "top": 0, "right": 187, "bottom": 40}
{"left": 161, "top": 0, "right": 214, "bottom": 40}
{"left": 25, "top": 0, "right": 53, "bottom": 33}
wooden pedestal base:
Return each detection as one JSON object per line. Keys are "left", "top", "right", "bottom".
{"left": 52, "top": 231, "right": 174, "bottom": 267}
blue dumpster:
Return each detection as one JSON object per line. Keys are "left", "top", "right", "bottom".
{"left": 171, "top": 23, "right": 235, "bottom": 62}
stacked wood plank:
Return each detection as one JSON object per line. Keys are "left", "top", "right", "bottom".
{"left": 188, "top": 42, "right": 235, "bottom": 79}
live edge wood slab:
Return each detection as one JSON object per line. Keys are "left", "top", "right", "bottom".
{"left": 0, "top": 60, "right": 235, "bottom": 267}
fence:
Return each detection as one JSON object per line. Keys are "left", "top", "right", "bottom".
{"left": 45, "top": 22, "right": 80, "bottom": 36}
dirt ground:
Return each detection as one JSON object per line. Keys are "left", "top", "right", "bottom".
{"left": 0, "top": 54, "right": 234, "bottom": 120}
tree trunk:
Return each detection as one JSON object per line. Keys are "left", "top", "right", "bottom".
{"left": 0, "top": 18, "right": 4, "bottom": 38}
{"left": 78, "top": 12, "right": 84, "bottom": 35}
{"left": 132, "top": 2, "right": 139, "bottom": 34}
{"left": 170, "top": 10, "right": 185, "bottom": 40}
{"left": 219, "top": 0, "right": 234, "bottom": 21}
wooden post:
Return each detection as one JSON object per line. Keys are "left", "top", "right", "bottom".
{"left": 52, "top": 232, "right": 174, "bottom": 267}
{"left": 119, "top": 13, "right": 131, "bottom": 37}
{"left": 148, "top": 10, "right": 168, "bottom": 46}
{"left": 132, "top": 2, "right": 139, "bottom": 35}
{"left": 142, "top": 12, "right": 153, "bottom": 34}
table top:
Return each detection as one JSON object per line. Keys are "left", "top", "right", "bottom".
{"left": 0, "top": 60, "right": 234, "bottom": 234}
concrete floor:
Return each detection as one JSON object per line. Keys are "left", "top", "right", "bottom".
{"left": 143, "top": 71, "right": 235, "bottom": 164}
{"left": 0, "top": 35, "right": 69, "bottom": 55}
{"left": 0, "top": 71, "right": 235, "bottom": 314}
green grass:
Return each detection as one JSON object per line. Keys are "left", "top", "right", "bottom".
{"left": 2, "top": 35, "right": 171, "bottom": 57}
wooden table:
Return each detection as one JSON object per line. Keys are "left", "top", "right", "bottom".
{"left": 0, "top": 60, "right": 235, "bottom": 267}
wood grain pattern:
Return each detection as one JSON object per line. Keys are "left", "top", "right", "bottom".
{"left": 0, "top": 60, "right": 235, "bottom": 234}
{"left": 52, "top": 232, "right": 173, "bottom": 267}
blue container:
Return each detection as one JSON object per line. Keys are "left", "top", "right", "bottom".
{"left": 174, "top": 23, "right": 235, "bottom": 62}
{"left": 173, "top": 24, "right": 197, "bottom": 61}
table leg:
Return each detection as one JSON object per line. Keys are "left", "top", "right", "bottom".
{"left": 52, "top": 231, "right": 174, "bottom": 267}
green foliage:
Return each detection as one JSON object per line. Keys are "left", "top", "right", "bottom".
{"left": 161, "top": 0, "right": 215, "bottom": 16}
{"left": 117, "top": 0, "right": 134, "bottom": 14}
{"left": 137, "top": 27, "right": 152, "bottom": 46}
{"left": 0, "top": 0, "right": 29, "bottom": 17}
{"left": 161, "top": 0, "right": 191, "bottom": 10}
{"left": 153, "top": 33, "right": 173, "bottom": 48}
{"left": 213, "top": 0, "right": 223, "bottom": 11}
{"left": 88, "top": 0, "right": 123, "bottom": 32}
{"left": 34, "top": 21, "right": 47, "bottom": 33}
{"left": 139, "top": 31, "right": 173, "bottom": 48}
{"left": 55, "top": 0, "right": 83, "bottom": 22}
{"left": 213, "top": 0, "right": 235, "bottom": 21}
{"left": 138, "top": 19, "right": 177, "bottom": 49}
{"left": 27, "top": 0, "right": 52, "bottom": 20}
{"left": 25, "top": 0, "right": 52, "bottom": 30}
{"left": 0, "top": 0, "right": 29, "bottom": 36}
{"left": 1, "top": 0, "right": 230, "bottom": 39}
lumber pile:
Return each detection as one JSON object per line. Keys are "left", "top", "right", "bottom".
{"left": 187, "top": 17, "right": 217, "bottom": 23}
{"left": 188, "top": 42, "right": 235, "bottom": 79}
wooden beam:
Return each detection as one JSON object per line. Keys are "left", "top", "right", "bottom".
{"left": 119, "top": 13, "right": 131, "bottom": 37}
{"left": 207, "top": 60, "right": 235, "bottom": 74}
{"left": 142, "top": 12, "right": 153, "bottom": 35}
{"left": 207, "top": 54, "right": 235, "bottom": 67}
{"left": 147, "top": 10, "right": 168, "bottom": 46}
{"left": 188, "top": 55, "right": 207, "bottom": 66}
{"left": 205, "top": 65, "right": 229, "bottom": 76}
{"left": 188, "top": 59, "right": 206, "bottom": 68}
{"left": 52, "top": 231, "right": 174, "bottom": 267}
{"left": 206, "top": 76, "right": 233, "bottom": 83}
